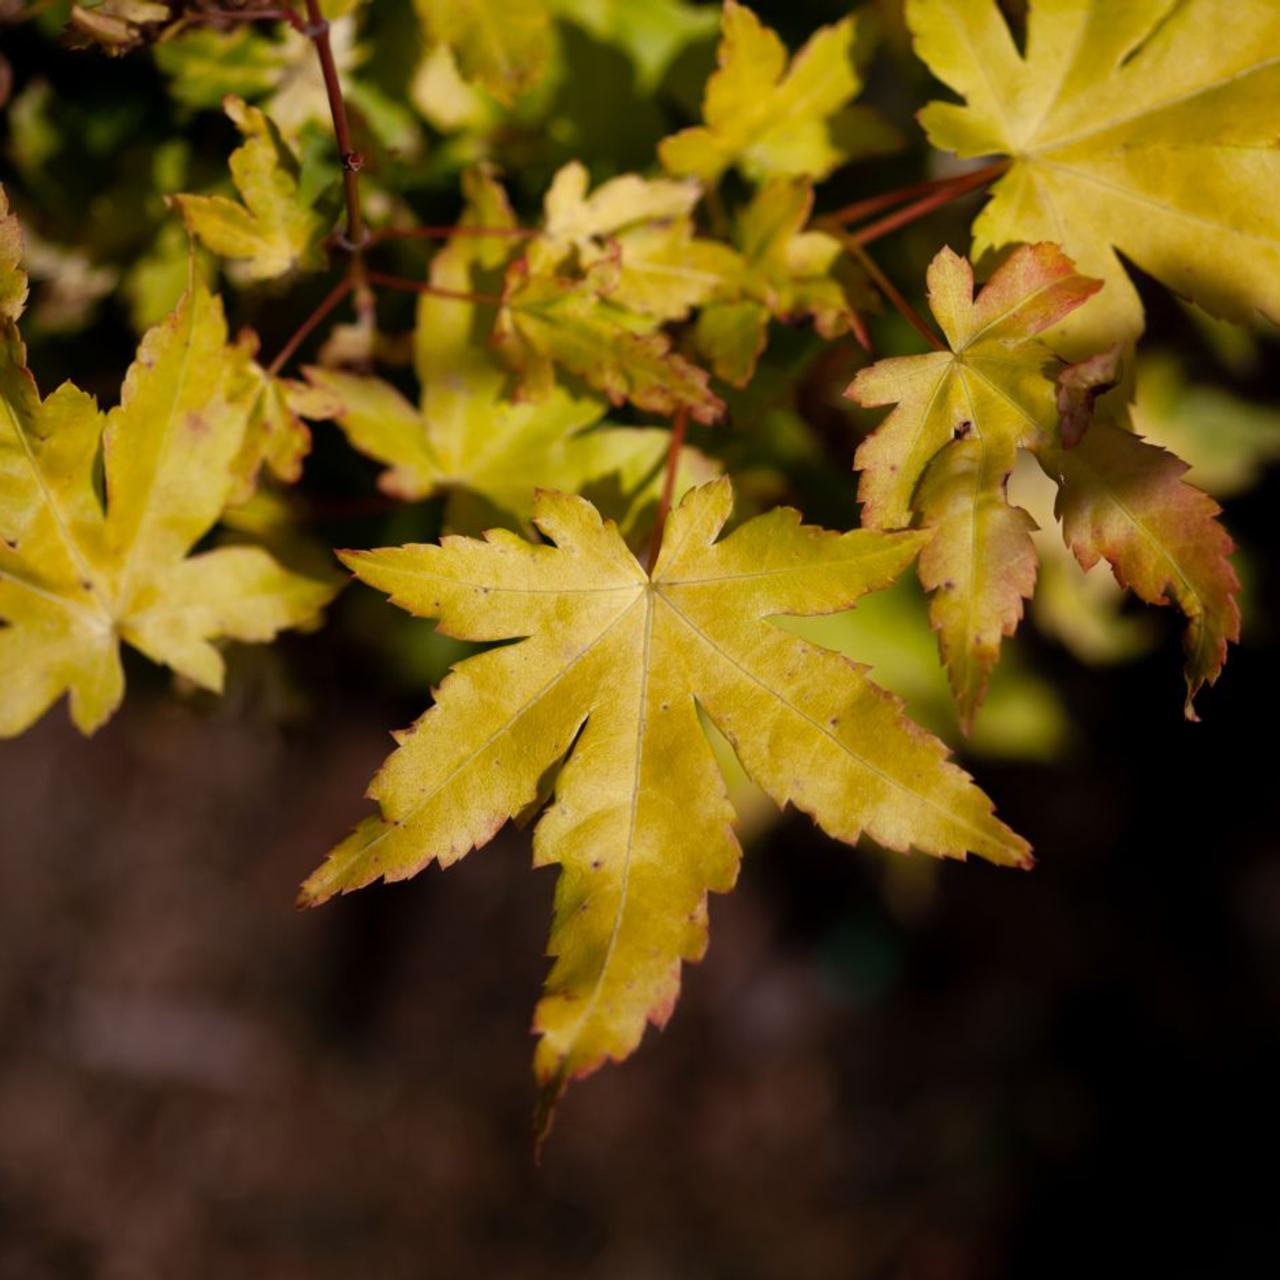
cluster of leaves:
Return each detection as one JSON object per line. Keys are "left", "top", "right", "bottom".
{"left": 3, "top": 0, "right": 1277, "bottom": 1135}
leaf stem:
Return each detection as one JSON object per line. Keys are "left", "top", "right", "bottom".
{"left": 265, "top": 274, "right": 354, "bottom": 377}
{"left": 647, "top": 409, "right": 688, "bottom": 574}
{"left": 364, "top": 270, "right": 507, "bottom": 307}
{"left": 368, "top": 225, "right": 536, "bottom": 244}
{"left": 846, "top": 161, "right": 1009, "bottom": 246}
{"left": 842, "top": 237, "right": 945, "bottom": 353}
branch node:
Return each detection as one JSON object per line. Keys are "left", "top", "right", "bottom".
{"left": 341, "top": 151, "right": 365, "bottom": 174}
{"left": 334, "top": 228, "right": 371, "bottom": 253}
{"left": 301, "top": 16, "right": 329, "bottom": 37}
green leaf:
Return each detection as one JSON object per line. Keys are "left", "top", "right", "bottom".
{"left": 1130, "top": 354, "right": 1280, "bottom": 498}
{"left": 301, "top": 479, "right": 1029, "bottom": 1127}
{"left": 550, "top": 0, "right": 720, "bottom": 93}
{"left": 694, "top": 177, "right": 872, "bottom": 386}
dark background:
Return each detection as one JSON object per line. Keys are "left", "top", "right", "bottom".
{"left": 2, "top": 2, "right": 1278, "bottom": 1276}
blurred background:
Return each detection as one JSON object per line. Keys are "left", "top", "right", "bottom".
{"left": 2, "top": 1, "right": 1278, "bottom": 1275}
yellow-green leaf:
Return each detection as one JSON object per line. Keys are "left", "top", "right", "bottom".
{"left": 301, "top": 479, "right": 1030, "bottom": 1122}
{"left": 1130, "top": 354, "right": 1280, "bottom": 499}
{"left": 228, "top": 344, "right": 341, "bottom": 505}
{"left": 414, "top": 0, "right": 552, "bottom": 106}
{"left": 0, "top": 281, "right": 336, "bottom": 737}
{"left": 495, "top": 265, "right": 724, "bottom": 424}
{"left": 695, "top": 177, "right": 872, "bottom": 385}
{"left": 915, "top": 438, "right": 1038, "bottom": 733}
{"left": 172, "top": 96, "right": 327, "bottom": 283}
{"left": 659, "top": 2, "right": 886, "bottom": 185}
{"left": 530, "top": 161, "right": 740, "bottom": 323}
{"left": 908, "top": 0, "right": 1280, "bottom": 351}
{"left": 312, "top": 167, "right": 712, "bottom": 526}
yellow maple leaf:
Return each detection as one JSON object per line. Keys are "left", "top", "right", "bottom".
{"left": 659, "top": 1, "right": 895, "bottom": 185}
{"left": 414, "top": 0, "right": 551, "bottom": 106}
{"left": 531, "top": 161, "right": 740, "bottom": 324}
{"left": 172, "top": 96, "right": 328, "bottom": 283}
{"left": 908, "top": 0, "right": 1280, "bottom": 352}
{"left": 301, "top": 479, "right": 1030, "bottom": 1124}
{"left": 0, "top": 275, "right": 337, "bottom": 737}
{"left": 495, "top": 264, "right": 725, "bottom": 423}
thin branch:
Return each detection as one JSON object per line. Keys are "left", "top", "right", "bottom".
{"left": 369, "top": 225, "right": 536, "bottom": 244}
{"left": 647, "top": 409, "right": 688, "bottom": 574}
{"left": 848, "top": 162, "right": 1010, "bottom": 246}
{"left": 364, "top": 270, "right": 507, "bottom": 307}
{"left": 842, "top": 237, "right": 946, "bottom": 353}
{"left": 266, "top": 274, "right": 353, "bottom": 377}
{"left": 301, "top": 0, "right": 365, "bottom": 251}
{"left": 824, "top": 160, "right": 1008, "bottom": 230}
{"left": 214, "top": 7, "right": 304, "bottom": 27}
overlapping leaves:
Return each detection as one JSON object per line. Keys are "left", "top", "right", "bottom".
{"left": 851, "top": 244, "right": 1239, "bottom": 726}
{"left": 0, "top": 197, "right": 335, "bottom": 736}
{"left": 312, "top": 167, "right": 713, "bottom": 528}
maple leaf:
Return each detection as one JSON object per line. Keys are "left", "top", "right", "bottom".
{"left": 550, "top": 0, "right": 720, "bottom": 94}
{"left": 66, "top": 0, "right": 169, "bottom": 56}
{"left": 530, "top": 161, "right": 740, "bottom": 324}
{"left": 155, "top": 12, "right": 384, "bottom": 145}
{"left": 228, "top": 341, "right": 342, "bottom": 505}
{"left": 0, "top": 278, "right": 337, "bottom": 737}
{"left": 301, "top": 479, "right": 1030, "bottom": 1123}
{"left": 694, "top": 177, "right": 873, "bottom": 386}
{"left": 172, "top": 96, "right": 328, "bottom": 283}
{"left": 414, "top": 0, "right": 552, "bottom": 106}
{"left": 0, "top": 189, "right": 27, "bottom": 323}
{"left": 530, "top": 160, "right": 740, "bottom": 324}
{"left": 311, "top": 167, "right": 712, "bottom": 526}
{"left": 851, "top": 243, "right": 1099, "bottom": 727}
{"left": 659, "top": 2, "right": 895, "bottom": 185}
{"left": 537, "top": 160, "right": 702, "bottom": 266}
{"left": 495, "top": 263, "right": 724, "bottom": 424}
{"left": 908, "top": 0, "right": 1280, "bottom": 352}
{"left": 1042, "top": 416, "right": 1240, "bottom": 720}
{"left": 850, "top": 243, "right": 1239, "bottom": 723}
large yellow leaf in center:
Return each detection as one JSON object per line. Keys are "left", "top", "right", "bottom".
{"left": 303, "top": 479, "right": 1029, "bottom": 1116}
